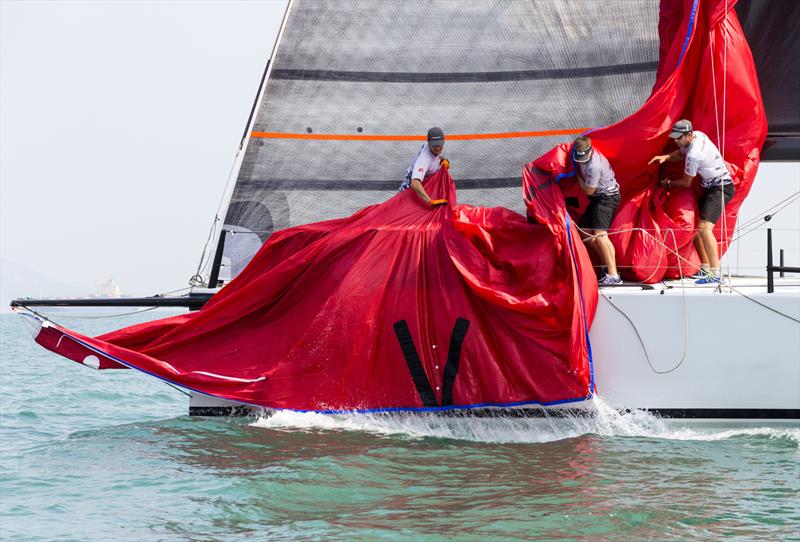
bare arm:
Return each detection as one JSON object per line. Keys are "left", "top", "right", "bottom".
{"left": 410, "top": 178, "right": 432, "bottom": 203}
{"left": 649, "top": 149, "right": 683, "bottom": 165}
{"left": 660, "top": 173, "right": 695, "bottom": 188}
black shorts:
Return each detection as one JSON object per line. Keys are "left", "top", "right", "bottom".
{"left": 582, "top": 192, "right": 620, "bottom": 231}
{"left": 699, "top": 183, "right": 735, "bottom": 224}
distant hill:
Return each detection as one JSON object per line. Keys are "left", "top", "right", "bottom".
{"left": 1, "top": 258, "right": 84, "bottom": 312}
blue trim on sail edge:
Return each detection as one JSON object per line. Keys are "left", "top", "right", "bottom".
{"left": 678, "top": 0, "right": 700, "bottom": 67}
{"left": 565, "top": 213, "right": 596, "bottom": 394}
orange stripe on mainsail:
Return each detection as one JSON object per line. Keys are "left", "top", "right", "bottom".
{"left": 250, "top": 128, "right": 587, "bottom": 141}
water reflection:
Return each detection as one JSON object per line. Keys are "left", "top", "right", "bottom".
{"left": 139, "top": 412, "right": 799, "bottom": 541}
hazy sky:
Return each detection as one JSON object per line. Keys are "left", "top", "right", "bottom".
{"left": 1, "top": 0, "right": 287, "bottom": 298}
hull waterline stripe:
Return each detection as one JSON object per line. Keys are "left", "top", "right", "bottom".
{"left": 189, "top": 406, "right": 800, "bottom": 420}
{"left": 250, "top": 128, "right": 587, "bottom": 141}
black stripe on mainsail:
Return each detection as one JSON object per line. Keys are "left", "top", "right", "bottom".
{"left": 440, "top": 318, "right": 470, "bottom": 407}
{"left": 270, "top": 62, "right": 658, "bottom": 83}
{"left": 236, "top": 177, "right": 522, "bottom": 191}
{"left": 393, "top": 320, "right": 438, "bottom": 407}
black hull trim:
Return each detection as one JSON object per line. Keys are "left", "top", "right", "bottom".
{"left": 189, "top": 406, "right": 800, "bottom": 420}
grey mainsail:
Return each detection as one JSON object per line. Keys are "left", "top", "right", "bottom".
{"left": 208, "top": 0, "right": 660, "bottom": 284}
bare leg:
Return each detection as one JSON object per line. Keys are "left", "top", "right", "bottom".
{"left": 694, "top": 232, "right": 709, "bottom": 267}
{"left": 698, "top": 220, "right": 720, "bottom": 269}
{"left": 582, "top": 230, "right": 601, "bottom": 273}
{"left": 594, "top": 231, "right": 618, "bottom": 276}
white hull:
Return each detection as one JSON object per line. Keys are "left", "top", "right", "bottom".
{"left": 591, "top": 277, "right": 799, "bottom": 416}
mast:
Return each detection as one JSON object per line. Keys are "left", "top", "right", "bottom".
{"left": 203, "top": 0, "right": 296, "bottom": 288}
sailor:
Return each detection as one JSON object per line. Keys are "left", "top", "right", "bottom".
{"left": 649, "top": 119, "right": 734, "bottom": 284}
{"left": 573, "top": 136, "right": 622, "bottom": 286}
{"left": 400, "top": 127, "right": 449, "bottom": 206}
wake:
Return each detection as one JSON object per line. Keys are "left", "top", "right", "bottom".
{"left": 250, "top": 396, "right": 800, "bottom": 445}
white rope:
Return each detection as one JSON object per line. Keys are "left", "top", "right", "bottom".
{"left": 721, "top": 0, "right": 731, "bottom": 284}
{"left": 708, "top": 8, "right": 732, "bottom": 281}
{"left": 600, "top": 228, "right": 691, "bottom": 375}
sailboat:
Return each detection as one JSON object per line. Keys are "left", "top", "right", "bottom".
{"left": 12, "top": 0, "right": 799, "bottom": 420}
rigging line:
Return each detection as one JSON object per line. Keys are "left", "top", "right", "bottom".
{"left": 576, "top": 224, "right": 668, "bottom": 283}
{"left": 162, "top": 380, "right": 191, "bottom": 398}
{"left": 729, "top": 195, "right": 800, "bottom": 243}
{"left": 722, "top": 3, "right": 731, "bottom": 284}
{"left": 710, "top": 37, "right": 722, "bottom": 152}
{"left": 665, "top": 227, "right": 690, "bottom": 372}
{"left": 600, "top": 288, "right": 689, "bottom": 375}
{"left": 722, "top": 0, "right": 728, "bottom": 159}
{"left": 34, "top": 306, "right": 161, "bottom": 320}
{"left": 193, "top": 146, "right": 245, "bottom": 284}
{"left": 725, "top": 285, "right": 800, "bottom": 324}
{"left": 151, "top": 286, "right": 192, "bottom": 298}
{"left": 619, "top": 227, "right": 693, "bottom": 374}
{"left": 578, "top": 223, "right": 799, "bottom": 325}
{"left": 734, "top": 191, "right": 800, "bottom": 232}
{"left": 708, "top": 21, "right": 730, "bottom": 281}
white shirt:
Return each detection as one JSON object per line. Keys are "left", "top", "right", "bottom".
{"left": 400, "top": 143, "right": 442, "bottom": 191}
{"left": 577, "top": 149, "right": 619, "bottom": 195}
{"left": 681, "top": 131, "right": 732, "bottom": 188}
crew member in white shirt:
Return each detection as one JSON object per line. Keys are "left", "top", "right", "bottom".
{"left": 649, "top": 119, "right": 735, "bottom": 284}
{"left": 573, "top": 136, "right": 623, "bottom": 286}
{"left": 400, "top": 127, "right": 449, "bottom": 206}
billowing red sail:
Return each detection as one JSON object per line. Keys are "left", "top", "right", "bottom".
{"left": 35, "top": 169, "right": 596, "bottom": 411}
{"left": 531, "top": 0, "right": 767, "bottom": 282}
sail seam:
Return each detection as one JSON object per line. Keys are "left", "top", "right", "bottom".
{"left": 269, "top": 62, "right": 658, "bottom": 83}
{"left": 234, "top": 178, "right": 523, "bottom": 191}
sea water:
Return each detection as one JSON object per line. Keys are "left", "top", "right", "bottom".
{"left": 1, "top": 312, "right": 797, "bottom": 541}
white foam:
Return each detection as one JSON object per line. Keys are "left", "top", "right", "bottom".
{"left": 249, "top": 396, "right": 800, "bottom": 445}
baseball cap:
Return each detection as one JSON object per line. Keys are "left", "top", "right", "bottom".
{"left": 668, "top": 119, "right": 693, "bottom": 139}
{"left": 572, "top": 137, "right": 592, "bottom": 163}
{"left": 427, "top": 127, "right": 445, "bottom": 145}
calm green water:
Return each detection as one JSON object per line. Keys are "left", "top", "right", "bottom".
{"left": 1, "top": 312, "right": 798, "bottom": 541}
